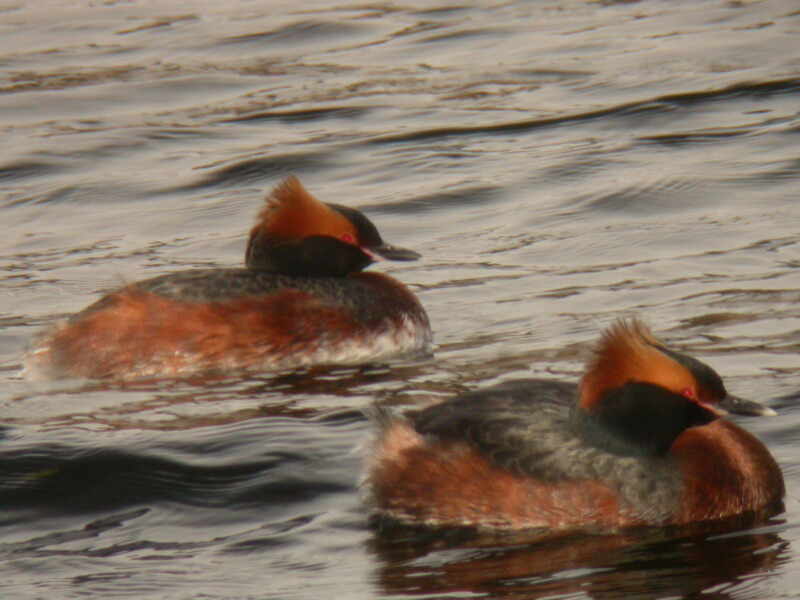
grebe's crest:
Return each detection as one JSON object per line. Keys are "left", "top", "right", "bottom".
{"left": 250, "top": 176, "right": 363, "bottom": 244}
{"left": 579, "top": 319, "right": 726, "bottom": 410}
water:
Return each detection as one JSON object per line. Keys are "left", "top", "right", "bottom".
{"left": 1, "top": 0, "right": 799, "bottom": 597}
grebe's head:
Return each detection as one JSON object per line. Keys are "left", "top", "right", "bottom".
{"left": 576, "top": 319, "right": 774, "bottom": 456}
{"left": 245, "top": 176, "right": 419, "bottom": 277}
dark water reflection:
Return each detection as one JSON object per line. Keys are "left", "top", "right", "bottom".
{"left": 371, "top": 521, "right": 788, "bottom": 599}
{"left": 2, "top": 0, "right": 800, "bottom": 598}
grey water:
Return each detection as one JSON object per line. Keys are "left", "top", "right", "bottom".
{"left": 1, "top": 1, "right": 800, "bottom": 598}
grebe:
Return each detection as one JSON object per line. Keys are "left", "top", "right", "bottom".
{"left": 27, "top": 176, "right": 431, "bottom": 380}
{"left": 367, "top": 320, "right": 783, "bottom": 531}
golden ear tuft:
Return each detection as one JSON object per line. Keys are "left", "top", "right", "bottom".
{"left": 251, "top": 176, "right": 355, "bottom": 241}
{"left": 579, "top": 318, "right": 684, "bottom": 409}
{"left": 268, "top": 175, "right": 316, "bottom": 208}
{"left": 602, "top": 318, "right": 660, "bottom": 351}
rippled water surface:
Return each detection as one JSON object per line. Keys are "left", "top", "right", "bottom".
{"left": 2, "top": 0, "right": 800, "bottom": 598}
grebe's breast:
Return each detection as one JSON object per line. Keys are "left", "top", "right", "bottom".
{"left": 669, "top": 419, "right": 785, "bottom": 524}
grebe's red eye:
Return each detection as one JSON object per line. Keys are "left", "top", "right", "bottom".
{"left": 342, "top": 234, "right": 355, "bottom": 243}
{"left": 680, "top": 388, "right": 696, "bottom": 400}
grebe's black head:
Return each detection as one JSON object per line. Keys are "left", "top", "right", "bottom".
{"left": 576, "top": 319, "right": 775, "bottom": 457}
{"left": 245, "top": 176, "right": 420, "bottom": 277}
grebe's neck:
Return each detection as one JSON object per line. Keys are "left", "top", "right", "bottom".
{"left": 246, "top": 234, "right": 373, "bottom": 277}
{"left": 573, "top": 382, "right": 718, "bottom": 457}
